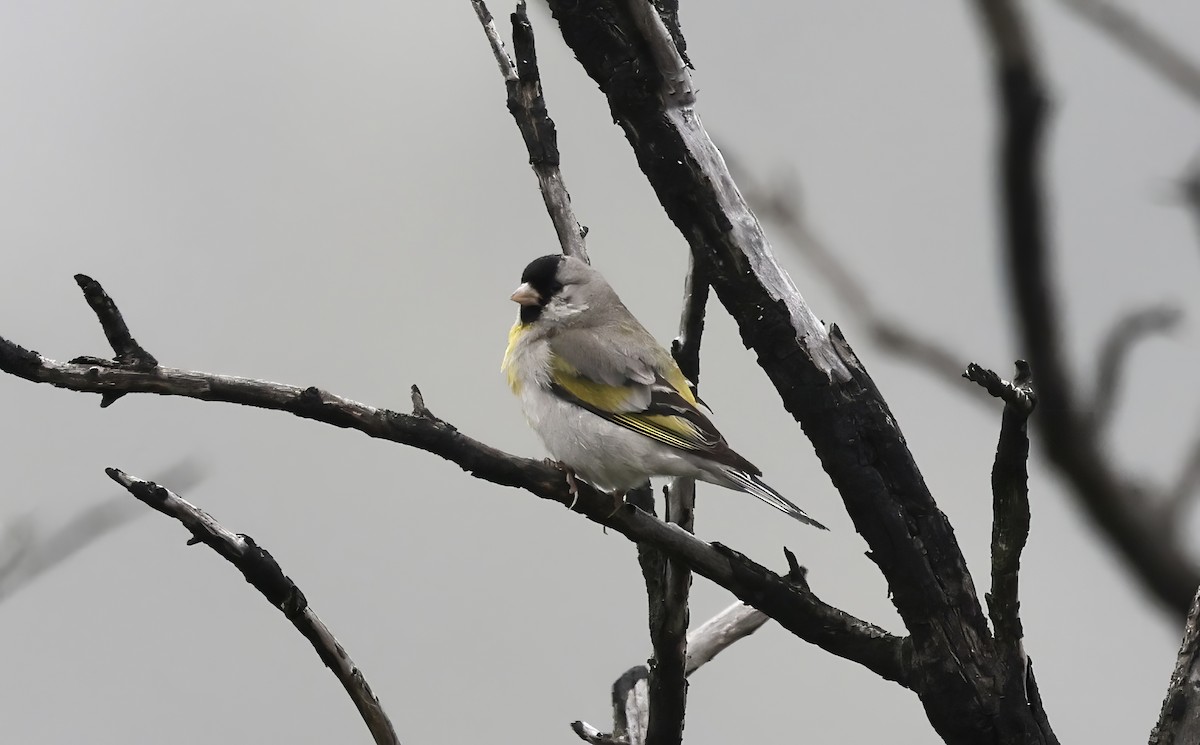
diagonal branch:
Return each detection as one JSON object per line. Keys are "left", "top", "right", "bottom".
{"left": 105, "top": 469, "right": 401, "bottom": 745}
{"left": 570, "top": 720, "right": 619, "bottom": 745}
{"left": 0, "top": 460, "right": 204, "bottom": 604}
{"left": 0, "top": 276, "right": 909, "bottom": 687}
{"left": 971, "top": 0, "right": 1200, "bottom": 616}
{"left": 588, "top": 258, "right": 712, "bottom": 745}
{"left": 1052, "top": 0, "right": 1200, "bottom": 108}
{"left": 74, "top": 274, "right": 158, "bottom": 368}
{"left": 572, "top": 556, "right": 818, "bottom": 745}
{"left": 74, "top": 273, "right": 159, "bottom": 407}
{"left": 470, "top": 0, "right": 589, "bottom": 263}
{"left": 1150, "top": 584, "right": 1200, "bottom": 745}
{"left": 541, "top": 3, "right": 1036, "bottom": 740}
{"left": 683, "top": 600, "right": 769, "bottom": 675}
{"left": 733, "top": 165, "right": 973, "bottom": 395}
{"left": 1090, "top": 305, "right": 1181, "bottom": 431}
{"left": 637, "top": 255, "right": 710, "bottom": 745}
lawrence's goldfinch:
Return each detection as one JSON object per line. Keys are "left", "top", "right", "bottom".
{"left": 502, "top": 254, "right": 826, "bottom": 529}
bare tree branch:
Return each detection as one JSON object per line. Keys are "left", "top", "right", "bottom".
{"left": 575, "top": 574, "right": 799, "bottom": 745}
{"left": 1053, "top": 0, "right": 1200, "bottom": 108}
{"left": 734, "top": 165, "right": 973, "bottom": 395}
{"left": 964, "top": 362, "right": 1035, "bottom": 650}
{"left": 1151, "top": 584, "right": 1200, "bottom": 744}
{"left": 637, "top": 256, "right": 710, "bottom": 745}
{"left": 965, "top": 360, "right": 1057, "bottom": 743}
{"left": 615, "top": 666, "right": 650, "bottom": 745}
{"left": 1090, "top": 305, "right": 1181, "bottom": 430}
{"left": 571, "top": 719, "right": 621, "bottom": 745}
{"left": 73, "top": 273, "right": 159, "bottom": 407}
{"left": 542, "top": 3, "right": 1066, "bottom": 739}
{"left": 105, "top": 469, "right": 401, "bottom": 745}
{"left": 684, "top": 601, "right": 769, "bottom": 675}
{"left": 671, "top": 255, "right": 708, "bottom": 396}
{"left": 470, "top": 0, "right": 589, "bottom": 262}
{"left": 592, "top": 258, "right": 713, "bottom": 745}
{"left": 970, "top": 0, "right": 1200, "bottom": 616}
{"left": 0, "top": 459, "right": 204, "bottom": 603}
{"left": 0, "top": 277, "right": 909, "bottom": 686}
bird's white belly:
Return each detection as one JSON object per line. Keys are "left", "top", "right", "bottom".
{"left": 506, "top": 330, "right": 704, "bottom": 492}
{"left": 519, "top": 383, "right": 702, "bottom": 493}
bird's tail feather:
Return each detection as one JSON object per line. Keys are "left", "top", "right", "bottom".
{"left": 724, "top": 470, "right": 828, "bottom": 530}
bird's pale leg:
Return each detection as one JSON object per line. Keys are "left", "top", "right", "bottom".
{"left": 565, "top": 468, "right": 582, "bottom": 511}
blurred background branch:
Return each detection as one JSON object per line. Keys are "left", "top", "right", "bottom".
{"left": 0, "top": 459, "right": 204, "bottom": 605}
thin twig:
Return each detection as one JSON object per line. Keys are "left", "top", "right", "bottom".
{"left": 639, "top": 255, "right": 710, "bottom": 745}
{"left": 469, "top": 0, "right": 517, "bottom": 82}
{"left": 572, "top": 598, "right": 776, "bottom": 743}
{"left": 971, "top": 0, "right": 1200, "bottom": 616}
{"left": 671, "top": 255, "right": 708, "bottom": 394}
{"left": 964, "top": 361, "right": 1036, "bottom": 411}
{"left": 1090, "top": 305, "right": 1181, "bottom": 430}
{"left": 965, "top": 360, "right": 1054, "bottom": 740}
{"left": 1053, "top": 0, "right": 1200, "bottom": 108}
{"left": 570, "top": 720, "right": 621, "bottom": 745}
{"left": 0, "top": 459, "right": 204, "bottom": 604}
{"left": 625, "top": 486, "right": 657, "bottom": 744}
{"left": 733, "top": 163, "right": 972, "bottom": 395}
{"left": 579, "top": 599, "right": 774, "bottom": 745}
{"left": 470, "top": 0, "right": 588, "bottom": 262}
{"left": 613, "top": 666, "right": 649, "bottom": 745}
{"left": 74, "top": 273, "right": 158, "bottom": 406}
{"left": 0, "top": 277, "right": 909, "bottom": 685}
{"left": 683, "top": 601, "right": 769, "bottom": 675}
{"left": 73, "top": 274, "right": 158, "bottom": 368}
{"left": 410, "top": 384, "right": 433, "bottom": 419}
{"left": 633, "top": 488, "right": 687, "bottom": 745}
{"left": 964, "top": 361, "right": 1036, "bottom": 649}
{"left": 105, "top": 469, "right": 401, "bottom": 745}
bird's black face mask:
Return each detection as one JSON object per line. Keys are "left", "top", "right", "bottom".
{"left": 516, "top": 254, "right": 563, "bottom": 324}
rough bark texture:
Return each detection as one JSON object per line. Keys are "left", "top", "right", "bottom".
{"left": 0, "top": 331, "right": 907, "bottom": 688}
{"left": 1151, "top": 586, "right": 1200, "bottom": 744}
{"left": 542, "top": 3, "right": 1051, "bottom": 742}
{"left": 106, "top": 470, "right": 401, "bottom": 745}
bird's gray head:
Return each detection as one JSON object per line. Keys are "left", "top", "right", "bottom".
{"left": 510, "top": 254, "right": 616, "bottom": 328}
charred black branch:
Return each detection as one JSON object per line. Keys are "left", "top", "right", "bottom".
{"left": 0, "top": 276, "right": 907, "bottom": 688}
{"left": 106, "top": 470, "right": 401, "bottom": 745}
{"left": 471, "top": 0, "right": 588, "bottom": 262}
{"left": 972, "top": 0, "right": 1200, "bottom": 615}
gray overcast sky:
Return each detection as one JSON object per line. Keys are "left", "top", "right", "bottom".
{"left": 2, "top": 2, "right": 1198, "bottom": 743}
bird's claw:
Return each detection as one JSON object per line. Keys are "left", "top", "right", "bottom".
{"left": 561, "top": 465, "right": 582, "bottom": 512}
{"left": 606, "top": 491, "right": 625, "bottom": 519}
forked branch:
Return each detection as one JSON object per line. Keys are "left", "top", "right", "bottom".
{"left": 0, "top": 275, "right": 909, "bottom": 688}
{"left": 470, "top": 0, "right": 588, "bottom": 263}
{"left": 106, "top": 469, "right": 402, "bottom": 745}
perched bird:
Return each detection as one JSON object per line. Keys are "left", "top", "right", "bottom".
{"left": 502, "top": 254, "right": 826, "bottom": 529}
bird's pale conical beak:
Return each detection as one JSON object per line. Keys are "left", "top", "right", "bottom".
{"left": 510, "top": 282, "right": 541, "bottom": 306}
